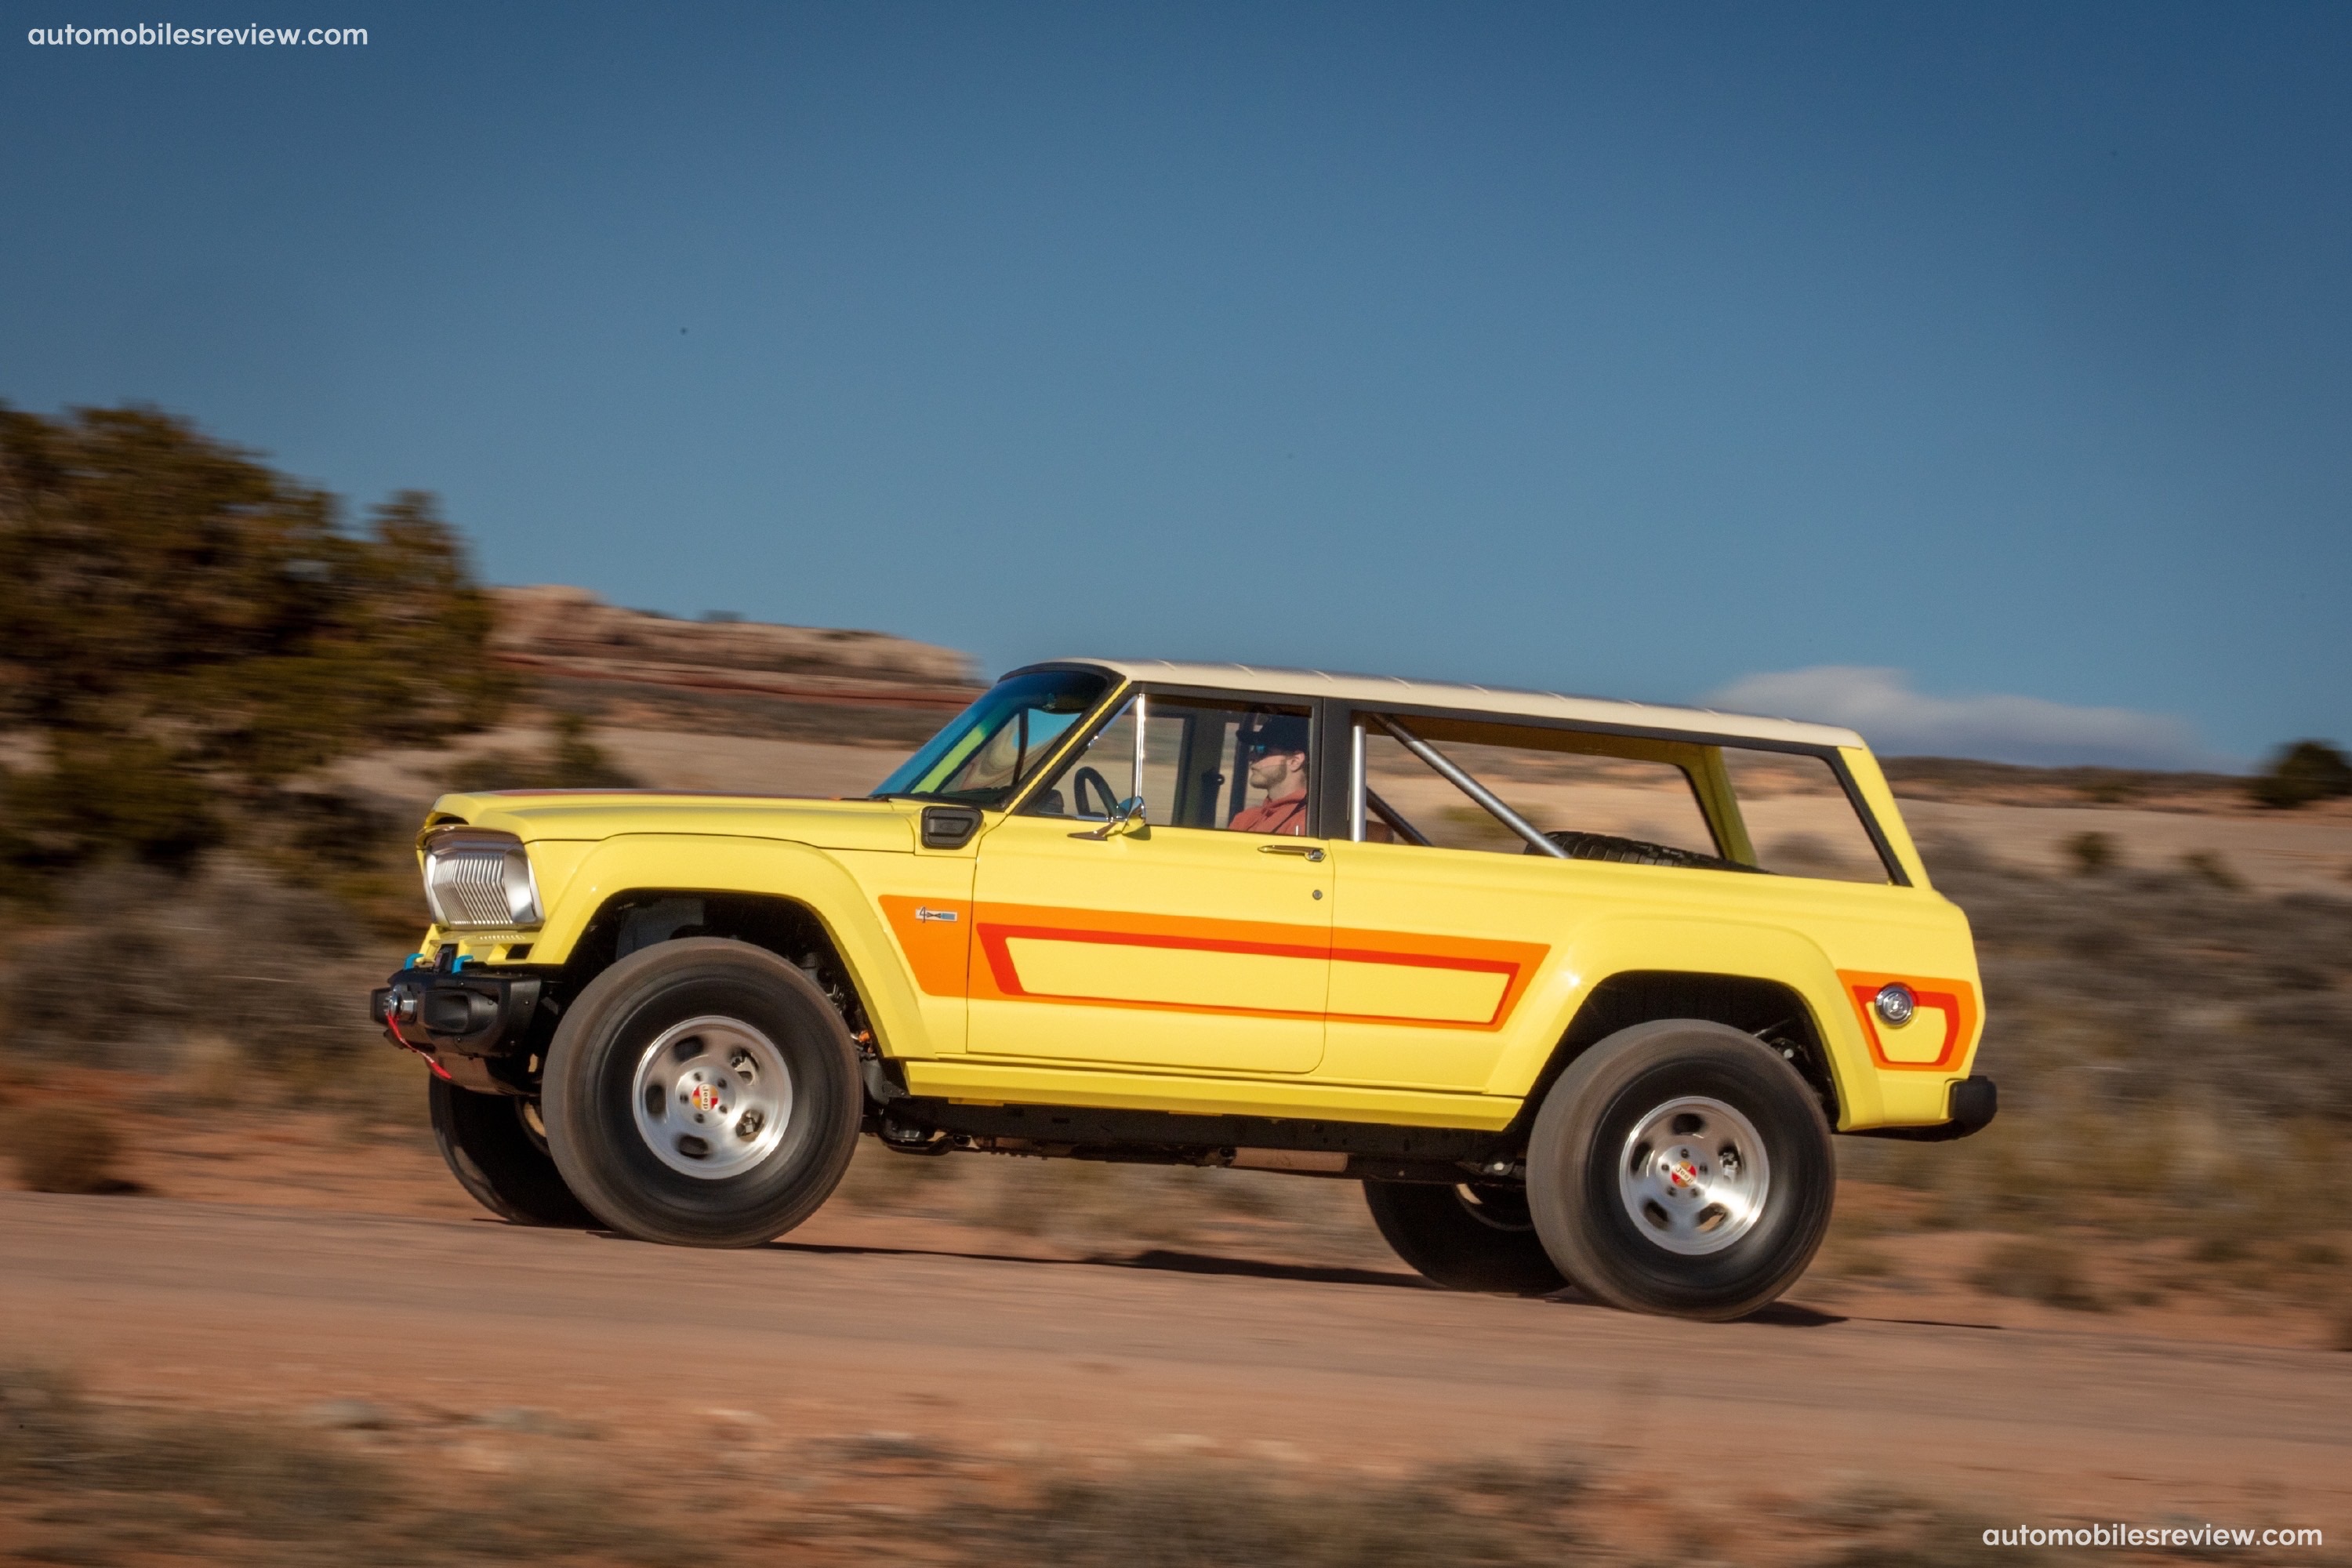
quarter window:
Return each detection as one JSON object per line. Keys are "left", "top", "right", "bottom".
{"left": 1719, "top": 748, "right": 1889, "bottom": 883}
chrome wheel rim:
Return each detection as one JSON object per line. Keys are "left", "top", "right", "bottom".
{"left": 630, "top": 1016, "right": 793, "bottom": 1180}
{"left": 1617, "top": 1095, "right": 1770, "bottom": 1256}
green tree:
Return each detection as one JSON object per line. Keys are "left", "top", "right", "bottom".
{"left": 0, "top": 403, "right": 510, "bottom": 873}
{"left": 2247, "top": 739, "right": 2352, "bottom": 810}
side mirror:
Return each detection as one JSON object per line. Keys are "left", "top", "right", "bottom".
{"left": 1070, "top": 797, "right": 1147, "bottom": 840}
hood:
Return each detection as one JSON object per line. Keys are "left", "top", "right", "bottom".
{"left": 424, "top": 789, "right": 917, "bottom": 854}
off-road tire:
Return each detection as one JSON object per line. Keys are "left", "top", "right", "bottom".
{"left": 427, "top": 1076, "right": 597, "bottom": 1228}
{"left": 1527, "top": 1020, "right": 1834, "bottom": 1320}
{"left": 543, "top": 938, "right": 862, "bottom": 1247}
{"left": 1363, "top": 1179, "right": 1567, "bottom": 1294}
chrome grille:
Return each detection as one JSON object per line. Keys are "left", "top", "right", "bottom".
{"left": 420, "top": 828, "right": 543, "bottom": 930}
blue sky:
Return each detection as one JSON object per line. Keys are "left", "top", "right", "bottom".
{"left": 5, "top": 3, "right": 2347, "bottom": 767}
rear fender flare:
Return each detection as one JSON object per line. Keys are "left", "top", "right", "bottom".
{"left": 1486, "top": 917, "right": 1884, "bottom": 1130}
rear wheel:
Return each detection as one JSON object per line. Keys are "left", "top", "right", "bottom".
{"left": 1527, "top": 1020, "right": 1834, "bottom": 1320}
{"left": 1363, "top": 1178, "right": 1567, "bottom": 1294}
{"left": 427, "top": 1076, "right": 597, "bottom": 1228}
{"left": 544, "top": 938, "right": 862, "bottom": 1247}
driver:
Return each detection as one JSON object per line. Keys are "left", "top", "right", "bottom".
{"left": 1229, "top": 712, "right": 1311, "bottom": 836}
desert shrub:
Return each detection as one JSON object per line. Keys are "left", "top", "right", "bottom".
{"left": 0, "top": 403, "right": 508, "bottom": 885}
{"left": 2179, "top": 849, "right": 2241, "bottom": 889}
{"left": 2063, "top": 831, "right": 2116, "bottom": 874}
{"left": 5, "top": 1102, "right": 125, "bottom": 1193}
{"left": 1812, "top": 1205, "right": 1897, "bottom": 1279}
{"left": 446, "top": 712, "right": 640, "bottom": 792}
{"left": 2248, "top": 739, "right": 2352, "bottom": 810}
{"left": 1968, "top": 1238, "right": 2104, "bottom": 1311}
{"left": 1842, "top": 844, "right": 2352, "bottom": 1275}
{"left": 0, "top": 857, "right": 394, "bottom": 1080}
{"left": 1799, "top": 1487, "right": 2054, "bottom": 1567}
{"left": 1919, "top": 846, "right": 2352, "bottom": 1124}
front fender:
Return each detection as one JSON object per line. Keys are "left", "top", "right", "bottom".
{"left": 528, "top": 833, "right": 938, "bottom": 1060}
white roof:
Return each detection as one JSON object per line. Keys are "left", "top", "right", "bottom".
{"left": 1040, "top": 659, "right": 1867, "bottom": 751}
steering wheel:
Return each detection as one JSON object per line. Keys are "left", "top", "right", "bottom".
{"left": 1073, "top": 766, "right": 1120, "bottom": 821}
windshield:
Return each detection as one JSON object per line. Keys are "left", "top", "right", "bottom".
{"left": 871, "top": 669, "right": 1115, "bottom": 806}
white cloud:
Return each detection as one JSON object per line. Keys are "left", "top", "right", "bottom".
{"left": 1704, "top": 666, "right": 2222, "bottom": 770}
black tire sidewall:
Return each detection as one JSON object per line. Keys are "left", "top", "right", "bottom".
{"left": 1530, "top": 1021, "right": 1834, "bottom": 1319}
{"left": 427, "top": 1075, "right": 597, "bottom": 1228}
{"left": 1362, "top": 1178, "right": 1566, "bottom": 1295}
{"left": 545, "top": 938, "right": 862, "bottom": 1247}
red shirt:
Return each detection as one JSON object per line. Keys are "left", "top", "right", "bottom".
{"left": 1229, "top": 788, "right": 1308, "bottom": 836}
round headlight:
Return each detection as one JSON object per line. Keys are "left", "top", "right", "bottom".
{"left": 1873, "top": 982, "right": 1917, "bottom": 1027}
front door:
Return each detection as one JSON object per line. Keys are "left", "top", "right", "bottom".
{"left": 965, "top": 692, "right": 1333, "bottom": 1074}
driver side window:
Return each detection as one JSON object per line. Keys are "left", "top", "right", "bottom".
{"left": 1023, "top": 698, "right": 1139, "bottom": 822}
{"left": 1024, "top": 694, "right": 1316, "bottom": 834}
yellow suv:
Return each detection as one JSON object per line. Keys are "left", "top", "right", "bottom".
{"left": 375, "top": 661, "right": 1991, "bottom": 1319}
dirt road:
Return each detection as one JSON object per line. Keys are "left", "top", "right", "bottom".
{"left": 4, "top": 1189, "right": 2346, "bottom": 1537}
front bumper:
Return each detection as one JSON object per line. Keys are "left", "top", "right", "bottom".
{"left": 372, "top": 959, "right": 546, "bottom": 1094}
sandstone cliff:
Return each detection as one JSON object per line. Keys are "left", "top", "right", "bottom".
{"left": 488, "top": 586, "right": 982, "bottom": 711}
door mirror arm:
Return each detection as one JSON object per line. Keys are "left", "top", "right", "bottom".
{"left": 1069, "top": 797, "right": 1148, "bottom": 840}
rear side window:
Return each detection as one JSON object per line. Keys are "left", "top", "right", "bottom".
{"left": 1356, "top": 716, "right": 1730, "bottom": 867}
{"left": 1348, "top": 710, "right": 1896, "bottom": 884}
{"left": 1719, "top": 748, "right": 1890, "bottom": 884}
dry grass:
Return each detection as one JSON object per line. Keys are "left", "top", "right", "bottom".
{"left": 5, "top": 1364, "right": 2156, "bottom": 1568}
{"left": 1838, "top": 840, "right": 2352, "bottom": 1313}
{"left": 832, "top": 1136, "right": 1397, "bottom": 1269}
{"left": 0, "top": 1364, "right": 1595, "bottom": 1566}
{"left": 1966, "top": 1238, "right": 2107, "bottom": 1312}
{"left": 0, "top": 1366, "right": 654, "bottom": 1567}
{"left": 4, "top": 1102, "right": 130, "bottom": 1194}
{"left": 10, "top": 1367, "right": 2078, "bottom": 1568}
{"left": 952, "top": 1458, "right": 1591, "bottom": 1568}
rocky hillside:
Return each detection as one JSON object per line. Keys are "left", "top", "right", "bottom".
{"left": 488, "top": 586, "right": 982, "bottom": 713}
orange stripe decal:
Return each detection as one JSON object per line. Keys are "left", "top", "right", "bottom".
{"left": 953, "top": 900, "right": 1546, "bottom": 1029}
{"left": 879, "top": 895, "right": 974, "bottom": 997}
{"left": 1838, "top": 971, "right": 1978, "bottom": 1071}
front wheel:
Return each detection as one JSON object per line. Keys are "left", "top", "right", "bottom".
{"left": 543, "top": 938, "right": 863, "bottom": 1247}
{"left": 428, "top": 1076, "right": 597, "bottom": 1228}
{"left": 1363, "top": 1179, "right": 1566, "bottom": 1294}
{"left": 1527, "top": 1020, "right": 1834, "bottom": 1320}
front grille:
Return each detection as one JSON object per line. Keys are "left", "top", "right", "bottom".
{"left": 420, "top": 830, "right": 542, "bottom": 930}
{"left": 430, "top": 851, "right": 514, "bottom": 926}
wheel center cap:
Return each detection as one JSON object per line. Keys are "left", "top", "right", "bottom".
{"left": 1664, "top": 1155, "right": 1703, "bottom": 1192}
{"left": 688, "top": 1083, "right": 725, "bottom": 1114}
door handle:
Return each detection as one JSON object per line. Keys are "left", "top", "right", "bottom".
{"left": 1257, "top": 843, "right": 1325, "bottom": 862}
